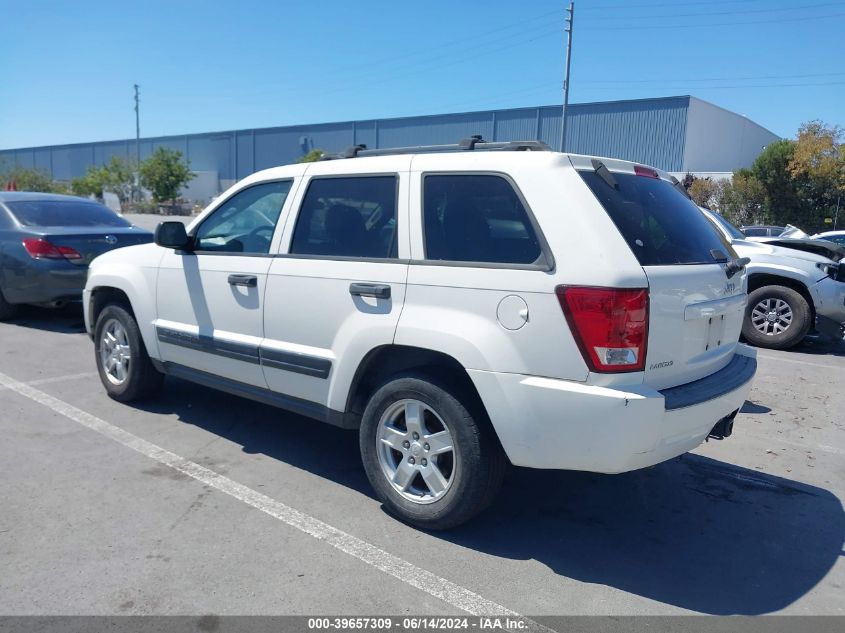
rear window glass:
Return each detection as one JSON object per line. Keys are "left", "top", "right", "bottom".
{"left": 423, "top": 174, "right": 542, "bottom": 265}
{"left": 7, "top": 200, "right": 130, "bottom": 228}
{"left": 578, "top": 170, "right": 734, "bottom": 266}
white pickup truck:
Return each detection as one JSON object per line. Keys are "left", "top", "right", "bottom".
{"left": 703, "top": 210, "right": 845, "bottom": 349}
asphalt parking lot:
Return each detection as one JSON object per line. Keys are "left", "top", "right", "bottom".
{"left": 0, "top": 216, "right": 843, "bottom": 618}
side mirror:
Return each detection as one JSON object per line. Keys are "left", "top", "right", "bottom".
{"left": 154, "top": 221, "right": 191, "bottom": 250}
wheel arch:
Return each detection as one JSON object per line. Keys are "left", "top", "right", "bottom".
{"left": 344, "top": 344, "right": 492, "bottom": 430}
{"left": 746, "top": 273, "right": 816, "bottom": 323}
{"left": 90, "top": 286, "right": 135, "bottom": 328}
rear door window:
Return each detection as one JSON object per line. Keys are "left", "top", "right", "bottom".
{"left": 290, "top": 176, "right": 398, "bottom": 258}
{"left": 423, "top": 174, "right": 543, "bottom": 265}
{"left": 579, "top": 170, "right": 734, "bottom": 266}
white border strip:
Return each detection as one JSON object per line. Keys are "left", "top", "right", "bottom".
{"left": 0, "top": 370, "right": 548, "bottom": 627}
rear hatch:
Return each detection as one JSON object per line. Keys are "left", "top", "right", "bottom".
{"left": 573, "top": 157, "right": 747, "bottom": 390}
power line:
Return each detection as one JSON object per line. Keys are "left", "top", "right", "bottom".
{"left": 580, "top": 11, "right": 845, "bottom": 30}
{"left": 584, "top": 80, "right": 845, "bottom": 90}
{"left": 578, "top": 0, "right": 768, "bottom": 10}
{"left": 578, "top": 2, "right": 845, "bottom": 21}
{"left": 277, "top": 9, "right": 562, "bottom": 84}
{"left": 579, "top": 71, "right": 845, "bottom": 85}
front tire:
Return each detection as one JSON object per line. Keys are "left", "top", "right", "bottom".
{"left": 94, "top": 304, "right": 163, "bottom": 401}
{"left": 359, "top": 374, "right": 506, "bottom": 530}
{"left": 742, "top": 285, "right": 811, "bottom": 350}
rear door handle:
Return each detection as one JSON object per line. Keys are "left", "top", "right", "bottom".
{"left": 349, "top": 283, "right": 391, "bottom": 299}
{"left": 228, "top": 274, "right": 257, "bottom": 287}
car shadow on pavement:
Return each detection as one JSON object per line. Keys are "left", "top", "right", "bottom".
{"left": 791, "top": 336, "right": 845, "bottom": 357}
{"left": 132, "top": 377, "right": 372, "bottom": 496}
{"left": 443, "top": 454, "right": 845, "bottom": 615}
{"left": 3, "top": 304, "right": 86, "bottom": 334}
{"left": 132, "top": 378, "right": 843, "bottom": 616}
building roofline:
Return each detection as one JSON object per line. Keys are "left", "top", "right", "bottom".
{"left": 1, "top": 95, "right": 699, "bottom": 154}
{"left": 687, "top": 95, "right": 780, "bottom": 139}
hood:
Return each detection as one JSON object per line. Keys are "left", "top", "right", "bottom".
{"left": 761, "top": 238, "right": 845, "bottom": 262}
{"left": 731, "top": 238, "right": 839, "bottom": 265}
{"left": 88, "top": 241, "right": 165, "bottom": 271}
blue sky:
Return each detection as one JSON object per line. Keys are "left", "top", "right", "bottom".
{"left": 1, "top": 0, "right": 843, "bottom": 150}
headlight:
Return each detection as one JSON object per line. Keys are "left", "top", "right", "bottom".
{"left": 818, "top": 262, "right": 845, "bottom": 281}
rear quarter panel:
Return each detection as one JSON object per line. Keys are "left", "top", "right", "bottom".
{"left": 396, "top": 154, "right": 648, "bottom": 383}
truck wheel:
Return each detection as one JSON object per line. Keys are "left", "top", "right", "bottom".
{"left": 94, "top": 304, "right": 163, "bottom": 402}
{"left": 0, "top": 287, "right": 18, "bottom": 321}
{"left": 359, "top": 374, "right": 506, "bottom": 530}
{"left": 742, "top": 285, "right": 811, "bottom": 350}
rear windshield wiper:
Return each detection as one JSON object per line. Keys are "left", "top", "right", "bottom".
{"left": 725, "top": 257, "right": 751, "bottom": 279}
{"left": 711, "top": 249, "right": 749, "bottom": 278}
{"left": 591, "top": 159, "right": 619, "bottom": 190}
{"left": 669, "top": 175, "right": 692, "bottom": 200}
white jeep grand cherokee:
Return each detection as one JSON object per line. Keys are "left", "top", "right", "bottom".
{"left": 84, "top": 138, "right": 757, "bottom": 529}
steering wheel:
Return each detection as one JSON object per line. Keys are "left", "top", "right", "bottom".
{"left": 244, "top": 225, "right": 275, "bottom": 250}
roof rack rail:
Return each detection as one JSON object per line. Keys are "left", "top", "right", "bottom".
{"left": 321, "top": 136, "right": 552, "bottom": 160}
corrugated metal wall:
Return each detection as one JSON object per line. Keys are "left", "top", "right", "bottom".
{"left": 0, "top": 96, "right": 699, "bottom": 193}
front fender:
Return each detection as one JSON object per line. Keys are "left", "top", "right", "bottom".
{"left": 85, "top": 243, "right": 165, "bottom": 358}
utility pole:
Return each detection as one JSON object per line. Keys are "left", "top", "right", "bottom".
{"left": 835, "top": 195, "right": 841, "bottom": 230}
{"left": 559, "top": 2, "right": 574, "bottom": 152}
{"left": 134, "top": 84, "right": 141, "bottom": 202}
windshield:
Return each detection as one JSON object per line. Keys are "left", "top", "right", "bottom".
{"left": 6, "top": 200, "right": 131, "bottom": 228}
{"left": 779, "top": 225, "right": 809, "bottom": 239}
{"left": 703, "top": 209, "right": 745, "bottom": 241}
{"left": 579, "top": 170, "right": 735, "bottom": 266}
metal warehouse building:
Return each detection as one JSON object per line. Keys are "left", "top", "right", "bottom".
{"left": 0, "top": 95, "right": 779, "bottom": 201}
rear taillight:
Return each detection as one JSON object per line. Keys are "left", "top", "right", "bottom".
{"left": 556, "top": 286, "right": 649, "bottom": 373}
{"left": 21, "top": 238, "right": 82, "bottom": 260}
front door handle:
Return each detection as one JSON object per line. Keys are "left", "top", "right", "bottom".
{"left": 228, "top": 274, "right": 257, "bottom": 287}
{"left": 349, "top": 283, "right": 391, "bottom": 299}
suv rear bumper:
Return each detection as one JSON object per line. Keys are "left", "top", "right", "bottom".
{"left": 468, "top": 344, "right": 757, "bottom": 473}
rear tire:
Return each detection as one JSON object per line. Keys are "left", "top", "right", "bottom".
{"left": 359, "top": 373, "right": 506, "bottom": 530}
{"left": 0, "top": 287, "right": 18, "bottom": 321}
{"left": 94, "top": 304, "right": 163, "bottom": 402}
{"left": 742, "top": 285, "right": 811, "bottom": 350}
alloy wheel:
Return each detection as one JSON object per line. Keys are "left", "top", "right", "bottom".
{"left": 376, "top": 399, "right": 456, "bottom": 504}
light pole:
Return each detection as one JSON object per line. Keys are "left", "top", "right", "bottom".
{"left": 134, "top": 84, "right": 141, "bottom": 203}
{"left": 559, "top": 2, "right": 574, "bottom": 152}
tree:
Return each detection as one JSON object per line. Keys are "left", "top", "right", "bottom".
{"left": 139, "top": 147, "right": 194, "bottom": 205}
{"left": 71, "top": 166, "right": 107, "bottom": 198}
{"left": 749, "top": 139, "right": 803, "bottom": 226}
{"left": 72, "top": 156, "right": 136, "bottom": 203}
{"left": 0, "top": 163, "right": 67, "bottom": 193}
{"left": 718, "top": 169, "right": 766, "bottom": 226}
{"left": 687, "top": 177, "right": 720, "bottom": 208}
{"left": 297, "top": 148, "right": 326, "bottom": 163}
{"left": 788, "top": 120, "right": 844, "bottom": 229}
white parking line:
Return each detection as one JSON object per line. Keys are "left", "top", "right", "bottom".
{"left": 756, "top": 353, "right": 845, "bottom": 371}
{"left": 0, "top": 371, "right": 98, "bottom": 390}
{"left": 0, "top": 370, "right": 546, "bottom": 627}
